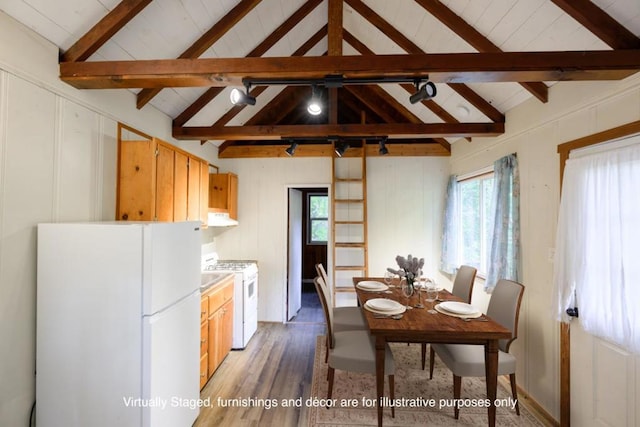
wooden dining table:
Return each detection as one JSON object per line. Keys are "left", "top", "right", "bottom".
{"left": 353, "top": 277, "right": 512, "bottom": 427}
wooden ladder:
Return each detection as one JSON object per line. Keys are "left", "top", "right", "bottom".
{"left": 331, "top": 140, "right": 368, "bottom": 307}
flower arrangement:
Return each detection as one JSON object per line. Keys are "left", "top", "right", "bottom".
{"left": 387, "top": 254, "right": 424, "bottom": 290}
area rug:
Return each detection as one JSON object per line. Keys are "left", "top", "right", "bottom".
{"left": 308, "top": 336, "right": 546, "bottom": 426}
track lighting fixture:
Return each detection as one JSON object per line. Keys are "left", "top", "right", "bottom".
{"left": 409, "top": 79, "right": 437, "bottom": 104}
{"left": 307, "top": 85, "right": 322, "bottom": 116}
{"left": 285, "top": 141, "right": 298, "bottom": 156}
{"left": 229, "top": 83, "right": 256, "bottom": 106}
{"left": 378, "top": 137, "right": 389, "bottom": 155}
{"left": 334, "top": 141, "right": 350, "bottom": 158}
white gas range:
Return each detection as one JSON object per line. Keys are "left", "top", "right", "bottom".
{"left": 202, "top": 254, "right": 258, "bottom": 349}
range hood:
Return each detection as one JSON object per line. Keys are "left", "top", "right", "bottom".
{"left": 207, "top": 211, "right": 238, "bottom": 227}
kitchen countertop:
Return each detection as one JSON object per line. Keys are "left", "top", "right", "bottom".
{"left": 200, "top": 272, "right": 234, "bottom": 293}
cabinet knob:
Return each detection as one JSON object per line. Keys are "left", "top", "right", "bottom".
{"left": 122, "top": 213, "right": 129, "bottom": 220}
{"left": 200, "top": 373, "right": 206, "bottom": 378}
{"left": 201, "top": 311, "right": 206, "bottom": 316}
{"left": 201, "top": 339, "right": 206, "bottom": 344}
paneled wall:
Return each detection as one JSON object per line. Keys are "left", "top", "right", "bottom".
{"left": 214, "top": 155, "right": 450, "bottom": 322}
{"left": 0, "top": 11, "right": 217, "bottom": 426}
{"left": 450, "top": 73, "right": 640, "bottom": 422}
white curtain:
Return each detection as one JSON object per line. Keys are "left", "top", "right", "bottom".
{"left": 553, "top": 142, "right": 640, "bottom": 354}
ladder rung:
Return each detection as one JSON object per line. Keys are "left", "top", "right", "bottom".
{"left": 335, "top": 242, "right": 365, "bottom": 248}
{"left": 335, "top": 266, "right": 366, "bottom": 271}
{"left": 334, "top": 199, "right": 364, "bottom": 203}
{"left": 335, "top": 221, "right": 364, "bottom": 225}
{"left": 335, "top": 178, "right": 363, "bottom": 182}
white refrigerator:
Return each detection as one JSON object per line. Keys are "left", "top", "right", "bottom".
{"left": 36, "top": 221, "right": 202, "bottom": 427}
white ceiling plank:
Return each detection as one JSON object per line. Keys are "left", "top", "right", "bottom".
{"left": 488, "top": 0, "right": 547, "bottom": 49}
{"left": 474, "top": 0, "right": 518, "bottom": 39}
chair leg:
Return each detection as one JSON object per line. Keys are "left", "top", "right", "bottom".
{"left": 429, "top": 346, "right": 435, "bottom": 379}
{"left": 421, "top": 343, "right": 427, "bottom": 370}
{"left": 509, "top": 373, "right": 520, "bottom": 416}
{"left": 388, "top": 375, "right": 395, "bottom": 418}
{"left": 453, "top": 374, "right": 462, "bottom": 420}
{"left": 325, "top": 336, "right": 329, "bottom": 363}
{"left": 327, "top": 367, "right": 335, "bottom": 400}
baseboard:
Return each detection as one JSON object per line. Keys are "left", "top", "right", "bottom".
{"left": 498, "top": 377, "right": 559, "bottom": 427}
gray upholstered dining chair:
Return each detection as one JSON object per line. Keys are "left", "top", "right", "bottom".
{"left": 429, "top": 279, "right": 525, "bottom": 419}
{"left": 315, "top": 263, "right": 367, "bottom": 330}
{"left": 313, "top": 276, "right": 396, "bottom": 417}
{"left": 422, "top": 265, "right": 477, "bottom": 370}
{"left": 313, "top": 268, "right": 367, "bottom": 363}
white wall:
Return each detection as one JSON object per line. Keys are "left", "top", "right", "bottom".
{"left": 450, "top": 73, "right": 640, "bottom": 420}
{"left": 214, "top": 155, "right": 450, "bottom": 322}
{"left": 0, "top": 11, "right": 217, "bottom": 426}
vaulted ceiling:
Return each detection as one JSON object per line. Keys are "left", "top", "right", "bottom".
{"left": 3, "top": 0, "right": 640, "bottom": 157}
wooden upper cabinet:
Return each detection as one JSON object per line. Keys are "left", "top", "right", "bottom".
{"left": 187, "top": 157, "right": 200, "bottom": 222}
{"left": 118, "top": 139, "right": 156, "bottom": 221}
{"left": 199, "top": 160, "right": 209, "bottom": 225}
{"left": 174, "top": 151, "right": 188, "bottom": 222}
{"left": 117, "top": 135, "right": 209, "bottom": 225}
{"left": 209, "top": 173, "right": 238, "bottom": 220}
{"left": 155, "top": 142, "right": 175, "bottom": 222}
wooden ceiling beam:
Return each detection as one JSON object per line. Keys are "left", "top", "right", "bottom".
{"left": 173, "top": 122, "right": 504, "bottom": 140}
{"left": 551, "top": 0, "right": 640, "bottom": 49}
{"left": 218, "top": 141, "right": 449, "bottom": 158}
{"left": 345, "top": 0, "right": 504, "bottom": 122}
{"left": 327, "top": 0, "right": 342, "bottom": 125}
{"left": 414, "top": 0, "right": 548, "bottom": 103}
{"left": 137, "top": 0, "right": 263, "bottom": 108}
{"left": 200, "top": 26, "right": 327, "bottom": 129}
{"left": 339, "top": 89, "right": 385, "bottom": 124}
{"left": 61, "top": 0, "right": 152, "bottom": 62}
{"left": 61, "top": 50, "right": 640, "bottom": 89}
{"left": 217, "top": 86, "right": 310, "bottom": 154}
{"left": 343, "top": 30, "right": 459, "bottom": 124}
{"left": 173, "top": 25, "right": 327, "bottom": 130}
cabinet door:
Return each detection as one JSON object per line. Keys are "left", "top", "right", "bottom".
{"left": 199, "top": 160, "right": 209, "bottom": 225}
{"left": 187, "top": 157, "right": 200, "bottom": 221}
{"left": 200, "top": 353, "right": 208, "bottom": 390}
{"left": 207, "top": 310, "right": 220, "bottom": 378}
{"left": 228, "top": 174, "right": 238, "bottom": 220}
{"left": 155, "top": 143, "right": 175, "bottom": 221}
{"left": 219, "top": 299, "right": 234, "bottom": 361}
{"left": 174, "top": 151, "right": 188, "bottom": 221}
{"left": 118, "top": 140, "right": 156, "bottom": 221}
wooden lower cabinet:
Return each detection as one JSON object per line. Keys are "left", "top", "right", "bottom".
{"left": 200, "top": 275, "right": 234, "bottom": 389}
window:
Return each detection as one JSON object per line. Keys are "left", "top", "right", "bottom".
{"left": 308, "top": 194, "right": 328, "bottom": 244}
{"left": 458, "top": 173, "right": 494, "bottom": 276}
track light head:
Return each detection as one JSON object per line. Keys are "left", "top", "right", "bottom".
{"left": 334, "top": 141, "right": 350, "bottom": 158}
{"left": 307, "top": 85, "right": 322, "bottom": 115}
{"left": 378, "top": 137, "right": 389, "bottom": 155}
{"left": 285, "top": 142, "right": 298, "bottom": 157}
{"left": 230, "top": 84, "right": 256, "bottom": 106}
{"left": 409, "top": 80, "right": 437, "bottom": 104}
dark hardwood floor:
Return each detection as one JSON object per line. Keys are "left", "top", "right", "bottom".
{"left": 195, "top": 293, "right": 325, "bottom": 427}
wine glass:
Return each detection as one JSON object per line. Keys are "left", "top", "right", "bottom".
{"left": 400, "top": 277, "right": 414, "bottom": 310}
{"left": 414, "top": 274, "right": 425, "bottom": 308}
{"left": 384, "top": 270, "right": 395, "bottom": 287}
{"left": 425, "top": 282, "right": 439, "bottom": 314}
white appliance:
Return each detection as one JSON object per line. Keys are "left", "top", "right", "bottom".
{"left": 36, "top": 221, "right": 202, "bottom": 427}
{"left": 202, "top": 254, "right": 258, "bottom": 349}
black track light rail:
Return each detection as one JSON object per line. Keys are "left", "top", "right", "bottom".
{"left": 244, "top": 75, "right": 429, "bottom": 88}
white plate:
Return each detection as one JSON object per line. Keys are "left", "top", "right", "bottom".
{"left": 364, "top": 304, "right": 407, "bottom": 316}
{"left": 356, "top": 281, "right": 389, "bottom": 292}
{"left": 435, "top": 304, "right": 482, "bottom": 319}
{"left": 439, "top": 301, "right": 479, "bottom": 315}
{"left": 366, "top": 298, "right": 403, "bottom": 312}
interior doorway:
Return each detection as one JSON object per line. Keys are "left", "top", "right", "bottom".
{"left": 286, "top": 186, "right": 329, "bottom": 323}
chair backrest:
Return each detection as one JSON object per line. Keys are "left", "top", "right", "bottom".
{"left": 451, "top": 265, "right": 477, "bottom": 303}
{"left": 486, "top": 279, "right": 525, "bottom": 353}
{"left": 315, "top": 263, "right": 332, "bottom": 306}
{"left": 313, "top": 276, "right": 335, "bottom": 348}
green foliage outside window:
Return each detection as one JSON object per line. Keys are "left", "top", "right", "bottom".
{"left": 309, "top": 195, "right": 328, "bottom": 243}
